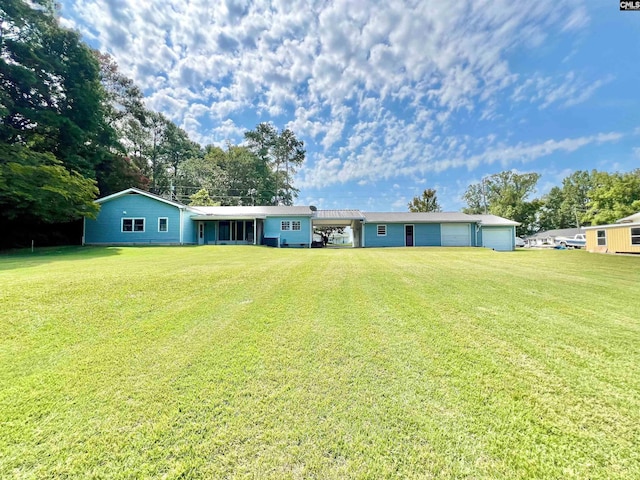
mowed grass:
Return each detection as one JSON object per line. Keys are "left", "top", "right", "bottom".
{"left": 1, "top": 246, "right": 639, "bottom": 479}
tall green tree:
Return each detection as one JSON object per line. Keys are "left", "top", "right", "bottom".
{"left": 538, "top": 170, "right": 592, "bottom": 230}
{"left": 408, "top": 188, "right": 442, "bottom": 212}
{"left": 244, "top": 123, "right": 305, "bottom": 205}
{"left": 161, "top": 121, "right": 201, "bottom": 199}
{"left": 463, "top": 171, "right": 541, "bottom": 235}
{"left": 0, "top": 0, "right": 109, "bottom": 227}
{"left": 92, "top": 52, "right": 148, "bottom": 194}
{"left": 584, "top": 169, "right": 640, "bottom": 225}
{"left": 182, "top": 145, "right": 276, "bottom": 206}
{"left": 462, "top": 183, "right": 485, "bottom": 215}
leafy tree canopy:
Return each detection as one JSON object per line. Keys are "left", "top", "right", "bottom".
{"left": 408, "top": 188, "right": 442, "bottom": 212}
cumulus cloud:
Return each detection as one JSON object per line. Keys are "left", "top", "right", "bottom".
{"left": 61, "top": 0, "right": 601, "bottom": 184}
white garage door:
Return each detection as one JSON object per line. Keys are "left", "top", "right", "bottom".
{"left": 483, "top": 228, "right": 513, "bottom": 251}
{"left": 441, "top": 223, "right": 471, "bottom": 246}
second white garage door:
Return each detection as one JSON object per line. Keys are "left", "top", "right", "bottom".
{"left": 482, "top": 228, "right": 513, "bottom": 251}
{"left": 441, "top": 223, "right": 471, "bottom": 246}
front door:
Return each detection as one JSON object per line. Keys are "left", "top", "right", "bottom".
{"left": 405, "top": 224, "right": 414, "bottom": 247}
{"left": 198, "top": 222, "right": 205, "bottom": 245}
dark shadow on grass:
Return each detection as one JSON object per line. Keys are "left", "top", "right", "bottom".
{"left": 0, "top": 246, "right": 123, "bottom": 271}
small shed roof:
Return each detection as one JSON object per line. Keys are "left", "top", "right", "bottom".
{"left": 616, "top": 212, "right": 640, "bottom": 224}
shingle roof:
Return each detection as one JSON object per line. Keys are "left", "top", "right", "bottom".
{"left": 526, "top": 227, "right": 584, "bottom": 239}
{"left": 96, "top": 187, "right": 187, "bottom": 209}
{"left": 363, "top": 212, "right": 475, "bottom": 223}
{"left": 468, "top": 214, "right": 520, "bottom": 226}
{"left": 616, "top": 212, "right": 640, "bottom": 224}
{"left": 315, "top": 209, "right": 365, "bottom": 220}
{"left": 190, "top": 205, "right": 314, "bottom": 216}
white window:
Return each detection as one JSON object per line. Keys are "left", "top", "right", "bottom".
{"left": 377, "top": 225, "right": 387, "bottom": 236}
{"left": 631, "top": 227, "right": 640, "bottom": 245}
{"left": 292, "top": 220, "right": 301, "bottom": 231}
{"left": 281, "top": 221, "right": 291, "bottom": 231}
{"left": 122, "top": 218, "right": 145, "bottom": 232}
{"left": 158, "top": 217, "right": 168, "bottom": 232}
{"left": 597, "top": 230, "right": 606, "bottom": 246}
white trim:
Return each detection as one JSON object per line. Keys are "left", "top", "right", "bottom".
{"left": 584, "top": 221, "right": 640, "bottom": 230}
{"left": 121, "top": 217, "right": 145, "bottom": 233}
{"left": 281, "top": 220, "right": 291, "bottom": 231}
{"left": 291, "top": 220, "right": 302, "bottom": 231}
{"left": 481, "top": 226, "right": 514, "bottom": 251}
{"left": 377, "top": 224, "right": 387, "bottom": 236}
{"left": 596, "top": 229, "right": 607, "bottom": 246}
{"left": 441, "top": 223, "right": 472, "bottom": 247}
{"left": 362, "top": 221, "right": 366, "bottom": 247}
{"left": 179, "top": 209, "right": 184, "bottom": 245}
{"left": 631, "top": 226, "right": 640, "bottom": 246}
{"left": 158, "top": 217, "right": 169, "bottom": 232}
{"left": 198, "top": 222, "right": 205, "bottom": 245}
{"left": 404, "top": 224, "right": 415, "bottom": 247}
{"left": 96, "top": 187, "right": 186, "bottom": 209}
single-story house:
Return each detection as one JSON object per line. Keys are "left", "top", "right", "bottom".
{"left": 83, "top": 188, "right": 520, "bottom": 251}
{"left": 584, "top": 212, "right": 640, "bottom": 254}
{"left": 525, "top": 228, "right": 585, "bottom": 247}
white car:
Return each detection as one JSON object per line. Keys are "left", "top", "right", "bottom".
{"left": 515, "top": 237, "right": 525, "bottom": 248}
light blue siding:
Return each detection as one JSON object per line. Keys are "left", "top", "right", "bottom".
{"left": 415, "top": 224, "right": 442, "bottom": 246}
{"left": 205, "top": 222, "right": 216, "bottom": 244}
{"left": 365, "top": 223, "right": 444, "bottom": 247}
{"left": 364, "top": 223, "right": 404, "bottom": 247}
{"left": 182, "top": 212, "right": 198, "bottom": 244}
{"left": 85, "top": 193, "right": 182, "bottom": 244}
{"left": 264, "top": 216, "right": 312, "bottom": 246}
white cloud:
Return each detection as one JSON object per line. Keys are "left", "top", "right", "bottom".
{"left": 298, "top": 131, "right": 623, "bottom": 189}
{"left": 62, "top": 0, "right": 602, "bottom": 185}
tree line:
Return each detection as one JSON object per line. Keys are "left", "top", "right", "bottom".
{"left": 0, "top": 1, "right": 304, "bottom": 247}
{"left": 410, "top": 169, "right": 640, "bottom": 236}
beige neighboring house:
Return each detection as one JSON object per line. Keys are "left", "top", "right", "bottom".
{"left": 584, "top": 212, "right": 640, "bottom": 254}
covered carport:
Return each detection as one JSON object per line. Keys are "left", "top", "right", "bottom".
{"left": 312, "top": 210, "right": 366, "bottom": 247}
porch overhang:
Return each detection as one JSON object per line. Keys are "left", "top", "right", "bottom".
{"left": 191, "top": 214, "right": 267, "bottom": 221}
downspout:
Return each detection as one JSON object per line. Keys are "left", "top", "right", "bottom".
{"left": 179, "top": 208, "right": 184, "bottom": 245}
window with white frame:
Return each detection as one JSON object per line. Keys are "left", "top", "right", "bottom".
{"left": 377, "top": 224, "right": 387, "bottom": 236}
{"left": 122, "top": 218, "right": 145, "bottom": 232}
{"left": 631, "top": 227, "right": 640, "bottom": 245}
{"left": 158, "top": 217, "right": 168, "bottom": 232}
{"left": 597, "top": 229, "right": 606, "bottom": 246}
{"left": 281, "top": 220, "right": 291, "bottom": 231}
{"left": 292, "top": 220, "right": 301, "bottom": 231}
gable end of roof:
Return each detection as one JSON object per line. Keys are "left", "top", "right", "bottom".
{"left": 96, "top": 188, "right": 187, "bottom": 209}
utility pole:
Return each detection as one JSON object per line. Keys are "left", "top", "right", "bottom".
{"left": 481, "top": 176, "right": 488, "bottom": 214}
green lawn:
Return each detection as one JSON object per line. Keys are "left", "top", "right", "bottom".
{"left": 1, "top": 246, "right": 639, "bottom": 479}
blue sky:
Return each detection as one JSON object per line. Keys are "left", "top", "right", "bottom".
{"left": 59, "top": 1, "right": 639, "bottom": 211}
